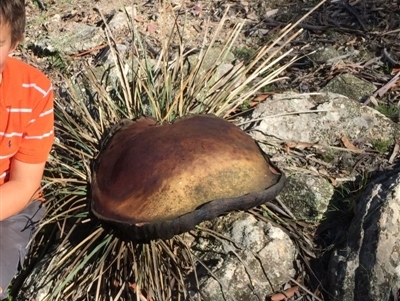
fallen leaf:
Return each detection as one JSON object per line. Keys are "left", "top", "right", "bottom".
{"left": 329, "top": 177, "right": 338, "bottom": 187}
{"left": 134, "top": 16, "right": 146, "bottom": 23}
{"left": 246, "top": 12, "right": 259, "bottom": 21}
{"left": 128, "top": 283, "right": 154, "bottom": 301}
{"left": 269, "top": 286, "right": 299, "bottom": 301}
{"left": 128, "top": 282, "right": 137, "bottom": 291}
{"left": 285, "top": 140, "right": 314, "bottom": 150}
{"left": 147, "top": 22, "right": 157, "bottom": 33}
{"left": 388, "top": 142, "right": 399, "bottom": 164}
{"left": 192, "top": 5, "right": 203, "bottom": 18}
{"left": 346, "top": 38, "right": 357, "bottom": 45}
{"left": 252, "top": 93, "right": 271, "bottom": 102}
{"left": 341, "top": 136, "right": 362, "bottom": 153}
{"left": 265, "top": 8, "right": 279, "bottom": 18}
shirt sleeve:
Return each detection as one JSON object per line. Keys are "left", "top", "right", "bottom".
{"left": 14, "top": 84, "right": 54, "bottom": 164}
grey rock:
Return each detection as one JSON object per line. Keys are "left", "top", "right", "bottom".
{"left": 329, "top": 167, "right": 400, "bottom": 301}
{"left": 186, "top": 47, "right": 236, "bottom": 88}
{"left": 321, "top": 73, "right": 376, "bottom": 102}
{"left": 279, "top": 174, "right": 334, "bottom": 222}
{"left": 108, "top": 7, "right": 133, "bottom": 32}
{"left": 17, "top": 245, "right": 72, "bottom": 301}
{"left": 239, "top": 91, "right": 399, "bottom": 225}
{"left": 245, "top": 92, "right": 398, "bottom": 150}
{"left": 35, "top": 22, "right": 104, "bottom": 55}
{"left": 93, "top": 46, "right": 237, "bottom": 99}
{"left": 193, "top": 212, "right": 296, "bottom": 301}
{"left": 309, "top": 46, "right": 341, "bottom": 63}
{"left": 309, "top": 46, "right": 360, "bottom": 65}
{"left": 190, "top": 47, "right": 235, "bottom": 70}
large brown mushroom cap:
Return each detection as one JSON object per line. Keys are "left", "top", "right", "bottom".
{"left": 91, "top": 114, "right": 285, "bottom": 240}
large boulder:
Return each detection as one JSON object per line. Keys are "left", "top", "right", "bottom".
{"left": 328, "top": 166, "right": 400, "bottom": 301}
{"left": 239, "top": 92, "right": 399, "bottom": 223}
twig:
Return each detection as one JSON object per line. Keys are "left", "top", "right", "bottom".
{"left": 238, "top": 109, "right": 337, "bottom": 126}
{"left": 71, "top": 44, "right": 109, "bottom": 58}
{"left": 335, "top": 177, "right": 357, "bottom": 182}
{"left": 383, "top": 48, "right": 400, "bottom": 66}
{"left": 306, "top": 155, "right": 333, "bottom": 168}
{"left": 389, "top": 143, "right": 399, "bottom": 164}
{"left": 275, "top": 196, "right": 297, "bottom": 220}
{"left": 380, "top": 28, "right": 400, "bottom": 36}
{"left": 287, "top": 140, "right": 370, "bottom": 154}
{"left": 309, "top": 143, "right": 366, "bottom": 154}
{"left": 363, "top": 70, "right": 400, "bottom": 105}
{"left": 262, "top": 18, "right": 368, "bottom": 36}
{"left": 373, "top": 70, "right": 400, "bottom": 98}
{"left": 341, "top": 1, "right": 368, "bottom": 31}
{"left": 326, "top": 50, "right": 359, "bottom": 64}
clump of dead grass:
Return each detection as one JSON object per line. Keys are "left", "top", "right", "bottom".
{"left": 20, "top": 1, "right": 328, "bottom": 300}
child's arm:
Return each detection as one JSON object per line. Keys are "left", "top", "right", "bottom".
{"left": 0, "top": 159, "right": 45, "bottom": 221}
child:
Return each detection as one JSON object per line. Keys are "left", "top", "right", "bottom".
{"left": 0, "top": 0, "right": 54, "bottom": 298}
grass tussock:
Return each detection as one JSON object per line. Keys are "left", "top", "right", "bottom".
{"left": 19, "top": 1, "right": 328, "bottom": 300}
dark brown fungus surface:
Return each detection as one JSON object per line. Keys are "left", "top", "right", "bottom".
{"left": 91, "top": 114, "right": 286, "bottom": 241}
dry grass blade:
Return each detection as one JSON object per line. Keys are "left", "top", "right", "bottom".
{"left": 96, "top": 6, "right": 133, "bottom": 117}
{"left": 49, "top": 233, "right": 112, "bottom": 300}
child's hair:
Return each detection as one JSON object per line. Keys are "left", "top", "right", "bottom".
{"left": 0, "top": 0, "right": 25, "bottom": 46}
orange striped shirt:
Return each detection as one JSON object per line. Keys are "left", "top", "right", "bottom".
{"left": 0, "top": 57, "right": 54, "bottom": 185}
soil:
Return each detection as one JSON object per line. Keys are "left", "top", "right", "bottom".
{"left": 21, "top": 0, "right": 400, "bottom": 107}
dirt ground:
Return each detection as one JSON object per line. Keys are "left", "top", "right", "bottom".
{"left": 22, "top": 0, "right": 400, "bottom": 107}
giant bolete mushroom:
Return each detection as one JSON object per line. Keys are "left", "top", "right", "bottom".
{"left": 91, "top": 114, "right": 286, "bottom": 241}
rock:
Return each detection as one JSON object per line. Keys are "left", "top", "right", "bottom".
{"left": 93, "top": 46, "right": 238, "bottom": 99}
{"left": 35, "top": 22, "right": 104, "bottom": 55}
{"left": 328, "top": 166, "right": 400, "bottom": 301}
{"left": 279, "top": 174, "right": 334, "bottom": 222}
{"left": 186, "top": 47, "right": 237, "bottom": 89}
{"left": 193, "top": 211, "right": 296, "bottom": 301}
{"left": 17, "top": 244, "right": 71, "bottom": 301}
{"left": 108, "top": 7, "right": 133, "bottom": 32}
{"left": 321, "top": 73, "right": 376, "bottom": 102}
{"left": 309, "top": 46, "right": 341, "bottom": 63}
{"left": 238, "top": 91, "right": 399, "bottom": 224}
{"left": 245, "top": 92, "right": 398, "bottom": 147}
{"left": 308, "top": 47, "right": 375, "bottom": 102}
{"left": 309, "top": 46, "right": 362, "bottom": 65}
